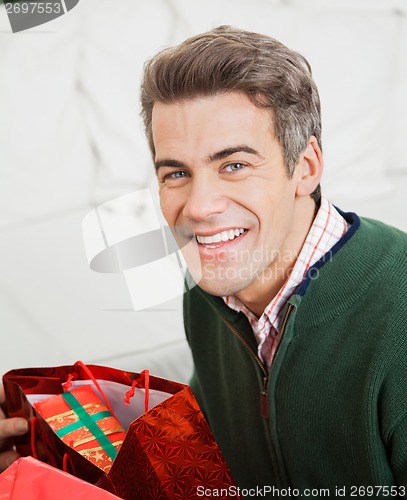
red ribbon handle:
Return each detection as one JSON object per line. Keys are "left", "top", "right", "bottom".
{"left": 124, "top": 370, "right": 150, "bottom": 413}
{"left": 63, "top": 360, "right": 117, "bottom": 420}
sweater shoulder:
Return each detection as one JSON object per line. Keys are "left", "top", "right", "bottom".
{"left": 358, "top": 216, "right": 407, "bottom": 281}
{"left": 359, "top": 215, "right": 407, "bottom": 248}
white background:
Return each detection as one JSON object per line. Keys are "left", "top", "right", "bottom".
{"left": 0, "top": 0, "right": 406, "bottom": 382}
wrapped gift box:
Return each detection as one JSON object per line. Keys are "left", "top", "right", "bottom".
{"left": 34, "top": 385, "right": 125, "bottom": 473}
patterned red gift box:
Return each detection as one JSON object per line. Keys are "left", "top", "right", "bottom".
{"left": 34, "top": 385, "right": 125, "bottom": 473}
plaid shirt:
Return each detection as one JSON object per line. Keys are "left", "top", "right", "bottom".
{"left": 223, "top": 197, "right": 349, "bottom": 371}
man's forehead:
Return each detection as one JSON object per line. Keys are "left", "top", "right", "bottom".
{"left": 151, "top": 93, "right": 277, "bottom": 159}
{"left": 151, "top": 92, "right": 275, "bottom": 125}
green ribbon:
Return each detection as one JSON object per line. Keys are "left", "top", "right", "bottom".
{"left": 56, "top": 410, "right": 111, "bottom": 437}
{"left": 59, "top": 391, "right": 118, "bottom": 461}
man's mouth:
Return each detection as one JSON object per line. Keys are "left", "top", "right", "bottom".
{"left": 195, "top": 228, "right": 247, "bottom": 248}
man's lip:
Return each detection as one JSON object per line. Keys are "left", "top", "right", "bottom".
{"left": 195, "top": 229, "right": 248, "bottom": 253}
{"left": 173, "top": 227, "right": 248, "bottom": 242}
{"left": 199, "top": 228, "right": 248, "bottom": 244}
{"left": 194, "top": 227, "right": 247, "bottom": 237}
{"left": 195, "top": 228, "right": 247, "bottom": 245}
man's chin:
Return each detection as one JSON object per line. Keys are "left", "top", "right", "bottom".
{"left": 185, "top": 260, "right": 257, "bottom": 297}
{"left": 195, "top": 277, "right": 249, "bottom": 298}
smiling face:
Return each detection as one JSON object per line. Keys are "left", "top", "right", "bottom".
{"left": 152, "top": 92, "right": 319, "bottom": 314}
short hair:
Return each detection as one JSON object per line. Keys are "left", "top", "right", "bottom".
{"left": 141, "top": 25, "right": 321, "bottom": 201}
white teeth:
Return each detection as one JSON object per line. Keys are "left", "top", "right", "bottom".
{"left": 196, "top": 228, "right": 246, "bottom": 245}
{"left": 221, "top": 231, "right": 229, "bottom": 242}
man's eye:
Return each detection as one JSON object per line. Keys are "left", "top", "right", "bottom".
{"left": 170, "top": 171, "right": 187, "bottom": 178}
{"left": 223, "top": 163, "right": 246, "bottom": 173}
{"left": 162, "top": 170, "right": 188, "bottom": 181}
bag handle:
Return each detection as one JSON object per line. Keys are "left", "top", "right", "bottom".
{"left": 62, "top": 452, "right": 77, "bottom": 476}
{"left": 62, "top": 360, "right": 117, "bottom": 418}
{"left": 124, "top": 370, "right": 150, "bottom": 412}
{"left": 62, "top": 372, "right": 77, "bottom": 391}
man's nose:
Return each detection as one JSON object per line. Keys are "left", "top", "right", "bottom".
{"left": 182, "top": 177, "right": 228, "bottom": 221}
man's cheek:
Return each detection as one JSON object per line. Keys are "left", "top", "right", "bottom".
{"left": 179, "top": 238, "right": 202, "bottom": 284}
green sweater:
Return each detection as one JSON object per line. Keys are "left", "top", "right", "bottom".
{"left": 184, "top": 212, "right": 407, "bottom": 498}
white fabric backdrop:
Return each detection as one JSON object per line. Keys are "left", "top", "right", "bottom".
{"left": 0, "top": 1, "right": 406, "bottom": 381}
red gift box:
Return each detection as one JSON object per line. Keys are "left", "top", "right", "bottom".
{"left": 34, "top": 385, "right": 126, "bottom": 473}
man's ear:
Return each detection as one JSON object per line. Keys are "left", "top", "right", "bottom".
{"left": 295, "top": 136, "right": 323, "bottom": 197}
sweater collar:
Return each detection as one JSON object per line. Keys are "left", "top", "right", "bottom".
{"left": 295, "top": 208, "right": 360, "bottom": 297}
{"left": 290, "top": 210, "right": 402, "bottom": 327}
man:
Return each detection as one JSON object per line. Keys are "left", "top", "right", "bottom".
{"left": 1, "top": 25, "right": 407, "bottom": 495}
{"left": 140, "top": 25, "right": 407, "bottom": 494}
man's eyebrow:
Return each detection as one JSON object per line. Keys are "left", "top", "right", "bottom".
{"left": 154, "top": 159, "right": 187, "bottom": 172}
{"left": 208, "top": 145, "right": 265, "bottom": 162}
{"left": 154, "top": 145, "right": 264, "bottom": 172}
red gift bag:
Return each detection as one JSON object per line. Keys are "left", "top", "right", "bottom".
{"left": 3, "top": 362, "right": 239, "bottom": 499}
{"left": 0, "top": 456, "right": 121, "bottom": 499}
